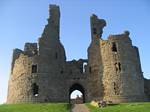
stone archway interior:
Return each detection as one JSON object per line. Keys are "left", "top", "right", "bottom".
{"left": 69, "top": 84, "right": 85, "bottom": 104}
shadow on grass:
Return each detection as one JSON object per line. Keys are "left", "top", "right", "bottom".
{"left": 107, "top": 103, "right": 119, "bottom": 106}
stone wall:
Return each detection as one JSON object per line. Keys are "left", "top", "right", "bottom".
{"left": 144, "top": 79, "right": 150, "bottom": 100}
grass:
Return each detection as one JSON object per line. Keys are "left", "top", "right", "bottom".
{"left": 86, "top": 102, "right": 150, "bottom": 112}
{"left": 0, "top": 102, "right": 150, "bottom": 112}
{"left": 0, "top": 103, "right": 70, "bottom": 112}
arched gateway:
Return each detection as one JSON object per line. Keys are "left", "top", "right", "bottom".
{"left": 69, "top": 84, "right": 85, "bottom": 103}
{"left": 7, "top": 5, "right": 149, "bottom": 104}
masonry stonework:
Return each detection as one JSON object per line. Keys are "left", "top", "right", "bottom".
{"left": 7, "top": 5, "right": 149, "bottom": 104}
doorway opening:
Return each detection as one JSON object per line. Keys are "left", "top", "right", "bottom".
{"left": 69, "top": 83, "right": 85, "bottom": 104}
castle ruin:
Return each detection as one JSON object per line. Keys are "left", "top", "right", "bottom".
{"left": 7, "top": 5, "right": 150, "bottom": 104}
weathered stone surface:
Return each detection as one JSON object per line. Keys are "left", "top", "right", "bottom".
{"left": 7, "top": 4, "right": 149, "bottom": 104}
{"left": 144, "top": 79, "right": 150, "bottom": 100}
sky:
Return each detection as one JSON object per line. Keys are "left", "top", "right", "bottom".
{"left": 0, "top": 0, "right": 150, "bottom": 104}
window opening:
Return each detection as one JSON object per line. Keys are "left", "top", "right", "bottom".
{"left": 32, "top": 83, "right": 39, "bottom": 96}
{"left": 112, "top": 42, "right": 117, "bottom": 52}
{"left": 113, "top": 82, "right": 119, "bottom": 95}
{"left": 83, "top": 62, "right": 87, "bottom": 73}
{"left": 115, "top": 62, "right": 121, "bottom": 72}
{"left": 32, "top": 65, "right": 37, "bottom": 73}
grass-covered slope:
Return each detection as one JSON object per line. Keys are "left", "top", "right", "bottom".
{"left": 86, "top": 102, "right": 150, "bottom": 112}
{"left": 0, "top": 103, "right": 70, "bottom": 112}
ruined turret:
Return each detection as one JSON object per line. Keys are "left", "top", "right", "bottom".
{"left": 90, "top": 14, "right": 106, "bottom": 39}
{"left": 87, "top": 15, "right": 106, "bottom": 101}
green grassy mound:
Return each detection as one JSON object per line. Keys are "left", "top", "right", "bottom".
{"left": 0, "top": 103, "right": 70, "bottom": 112}
{"left": 86, "top": 102, "right": 150, "bottom": 112}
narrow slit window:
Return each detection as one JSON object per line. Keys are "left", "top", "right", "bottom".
{"left": 32, "top": 65, "right": 37, "bottom": 73}
{"left": 113, "top": 82, "right": 117, "bottom": 95}
{"left": 114, "top": 62, "right": 121, "bottom": 72}
{"left": 113, "top": 82, "right": 119, "bottom": 95}
{"left": 114, "top": 63, "right": 118, "bottom": 72}
{"left": 112, "top": 42, "right": 117, "bottom": 52}
{"left": 32, "top": 83, "right": 39, "bottom": 96}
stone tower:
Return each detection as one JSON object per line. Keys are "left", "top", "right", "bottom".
{"left": 7, "top": 4, "right": 149, "bottom": 104}
{"left": 87, "top": 14, "right": 106, "bottom": 101}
